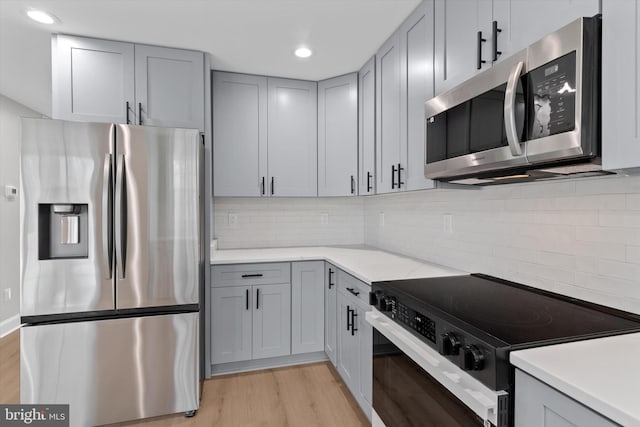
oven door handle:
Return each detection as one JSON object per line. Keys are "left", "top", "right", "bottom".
{"left": 504, "top": 60, "right": 525, "bottom": 157}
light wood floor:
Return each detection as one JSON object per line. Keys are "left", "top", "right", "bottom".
{"left": 0, "top": 330, "right": 369, "bottom": 426}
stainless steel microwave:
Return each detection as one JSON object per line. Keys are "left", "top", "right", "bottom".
{"left": 424, "top": 17, "right": 603, "bottom": 185}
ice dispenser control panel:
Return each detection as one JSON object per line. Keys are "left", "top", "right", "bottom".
{"left": 38, "top": 203, "right": 89, "bottom": 259}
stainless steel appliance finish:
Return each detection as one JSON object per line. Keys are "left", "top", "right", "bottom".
{"left": 424, "top": 17, "right": 601, "bottom": 183}
{"left": 20, "top": 118, "right": 202, "bottom": 426}
{"left": 21, "top": 313, "right": 199, "bottom": 427}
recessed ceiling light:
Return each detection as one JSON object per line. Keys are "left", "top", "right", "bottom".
{"left": 294, "top": 47, "right": 312, "bottom": 59}
{"left": 27, "top": 10, "right": 57, "bottom": 25}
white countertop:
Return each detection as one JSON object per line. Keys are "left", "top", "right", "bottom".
{"left": 210, "top": 246, "right": 465, "bottom": 284}
{"left": 511, "top": 333, "right": 640, "bottom": 427}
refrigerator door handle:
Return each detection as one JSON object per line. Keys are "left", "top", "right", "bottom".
{"left": 102, "top": 154, "right": 113, "bottom": 279}
{"left": 115, "top": 154, "right": 127, "bottom": 279}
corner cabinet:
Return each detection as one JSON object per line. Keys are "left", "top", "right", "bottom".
{"left": 602, "top": 0, "right": 640, "bottom": 171}
{"left": 291, "top": 261, "right": 325, "bottom": 354}
{"left": 515, "top": 369, "right": 617, "bottom": 427}
{"left": 52, "top": 34, "right": 205, "bottom": 131}
{"left": 318, "top": 74, "right": 358, "bottom": 197}
{"left": 358, "top": 57, "right": 376, "bottom": 195}
{"left": 212, "top": 73, "right": 318, "bottom": 197}
{"left": 376, "top": 1, "right": 436, "bottom": 194}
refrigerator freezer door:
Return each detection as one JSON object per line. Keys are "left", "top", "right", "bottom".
{"left": 115, "top": 125, "right": 200, "bottom": 309}
{"left": 20, "top": 118, "right": 115, "bottom": 317}
{"left": 20, "top": 312, "right": 199, "bottom": 426}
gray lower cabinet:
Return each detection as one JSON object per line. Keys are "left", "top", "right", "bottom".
{"left": 336, "top": 270, "right": 372, "bottom": 420}
{"left": 515, "top": 369, "right": 617, "bottom": 427}
{"left": 291, "top": 261, "right": 325, "bottom": 354}
{"left": 325, "top": 263, "right": 338, "bottom": 366}
{"left": 211, "top": 263, "right": 291, "bottom": 364}
{"left": 52, "top": 34, "right": 205, "bottom": 130}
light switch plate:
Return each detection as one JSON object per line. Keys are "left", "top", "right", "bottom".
{"left": 320, "top": 213, "right": 329, "bottom": 225}
{"left": 4, "top": 185, "right": 17, "bottom": 201}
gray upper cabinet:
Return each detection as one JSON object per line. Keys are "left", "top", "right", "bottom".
{"left": 291, "top": 261, "right": 325, "bottom": 354}
{"left": 213, "top": 72, "right": 268, "bottom": 197}
{"left": 492, "top": 0, "right": 600, "bottom": 63}
{"left": 601, "top": 0, "right": 639, "bottom": 172}
{"left": 52, "top": 34, "right": 205, "bottom": 130}
{"left": 434, "top": 0, "right": 492, "bottom": 96}
{"left": 268, "top": 78, "right": 318, "bottom": 197}
{"left": 400, "top": 0, "right": 436, "bottom": 191}
{"left": 376, "top": 33, "right": 402, "bottom": 194}
{"left": 358, "top": 57, "right": 376, "bottom": 195}
{"left": 318, "top": 74, "right": 358, "bottom": 197}
{"left": 134, "top": 44, "right": 204, "bottom": 130}
{"left": 52, "top": 35, "right": 134, "bottom": 124}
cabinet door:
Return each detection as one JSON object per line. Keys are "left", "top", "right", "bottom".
{"left": 267, "top": 78, "right": 318, "bottom": 197}
{"left": 212, "top": 72, "right": 268, "bottom": 197}
{"left": 400, "top": 0, "right": 436, "bottom": 191}
{"left": 52, "top": 35, "right": 134, "bottom": 123}
{"left": 515, "top": 369, "right": 617, "bottom": 427}
{"left": 492, "top": 0, "right": 600, "bottom": 62}
{"left": 211, "top": 286, "right": 252, "bottom": 364}
{"left": 358, "top": 57, "right": 376, "bottom": 195}
{"left": 337, "top": 294, "right": 359, "bottom": 393}
{"left": 134, "top": 45, "right": 205, "bottom": 130}
{"left": 252, "top": 283, "right": 291, "bottom": 359}
{"left": 376, "top": 33, "right": 402, "bottom": 194}
{"left": 356, "top": 304, "right": 373, "bottom": 417}
{"left": 324, "top": 264, "right": 338, "bottom": 366}
{"left": 434, "top": 0, "right": 493, "bottom": 96}
{"left": 291, "top": 261, "right": 325, "bottom": 354}
{"left": 601, "top": 1, "right": 639, "bottom": 171}
{"left": 318, "top": 74, "right": 358, "bottom": 196}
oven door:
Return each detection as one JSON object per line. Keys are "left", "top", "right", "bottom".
{"left": 367, "top": 309, "right": 508, "bottom": 427}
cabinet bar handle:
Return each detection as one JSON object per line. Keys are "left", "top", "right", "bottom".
{"left": 328, "top": 268, "right": 335, "bottom": 289}
{"left": 350, "top": 175, "right": 355, "bottom": 194}
{"left": 246, "top": 289, "right": 249, "bottom": 310}
{"left": 346, "top": 287, "right": 360, "bottom": 297}
{"left": 492, "top": 21, "right": 502, "bottom": 62}
{"left": 261, "top": 177, "right": 265, "bottom": 195}
{"left": 477, "top": 31, "right": 487, "bottom": 70}
{"left": 351, "top": 310, "right": 358, "bottom": 336}
{"left": 125, "top": 101, "right": 130, "bottom": 124}
{"left": 391, "top": 165, "right": 397, "bottom": 189}
{"left": 270, "top": 177, "right": 274, "bottom": 195}
{"left": 256, "top": 288, "right": 260, "bottom": 310}
{"left": 367, "top": 171, "right": 373, "bottom": 192}
{"left": 241, "top": 273, "right": 263, "bottom": 278}
{"left": 397, "top": 163, "right": 404, "bottom": 188}
{"left": 138, "top": 102, "right": 143, "bottom": 125}
{"left": 346, "top": 306, "right": 352, "bottom": 331}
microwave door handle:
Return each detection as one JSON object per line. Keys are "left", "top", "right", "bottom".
{"left": 504, "top": 60, "right": 524, "bottom": 157}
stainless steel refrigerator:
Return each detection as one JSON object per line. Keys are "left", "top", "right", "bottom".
{"left": 20, "top": 118, "right": 202, "bottom": 426}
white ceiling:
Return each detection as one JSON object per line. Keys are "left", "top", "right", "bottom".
{"left": 0, "top": 0, "right": 421, "bottom": 115}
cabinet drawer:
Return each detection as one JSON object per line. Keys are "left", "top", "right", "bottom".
{"left": 211, "top": 263, "right": 291, "bottom": 287}
{"left": 337, "top": 270, "right": 370, "bottom": 305}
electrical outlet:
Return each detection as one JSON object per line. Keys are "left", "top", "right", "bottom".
{"left": 320, "top": 213, "right": 329, "bottom": 225}
{"left": 443, "top": 214, "right": 453, "bottom": 233}
{"left": 228, "top": 213, "right": 238, "bottom": 226}
{"left": 3, "top": 288, "right": 11, "bottom": 302}
{"left": 379, "top": 212, "right": 385, "bottom": 227}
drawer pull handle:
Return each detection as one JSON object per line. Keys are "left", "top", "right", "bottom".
{"left": 346, "top": 287, "right": 360, "bottom": 297}
{"left": 241, "top": 273, "right": 263, "bottom": 278}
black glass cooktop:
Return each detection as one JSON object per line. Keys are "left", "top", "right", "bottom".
{"left": 376, "top": 274, "right": 640, "bottom": 346}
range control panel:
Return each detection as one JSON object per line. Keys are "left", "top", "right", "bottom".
{"left": 388, "top": 298, "right": 436, "bottom": 344}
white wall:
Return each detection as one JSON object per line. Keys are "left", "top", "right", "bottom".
{"left": 0, "top": 95, "right": 43, "bottom": 333}
{"left": 213, "top": 197, "right": 364, "bottom": 249}
{"left": 364, "top": 176, "right": 640, "bottom": 314}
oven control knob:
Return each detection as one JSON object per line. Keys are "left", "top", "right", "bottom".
{"left": 379, "top": 297, "right": 394, "bottom": 312}
{"left": 439, "top": 332, "right": 461, "bottom": 356}
{"left": 460, "top": 345, "right": 485, "bottom": 371}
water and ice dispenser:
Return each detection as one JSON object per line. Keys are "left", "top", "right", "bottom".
{"left": 38, "top": 203, "right": 88, "bottom": 259}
